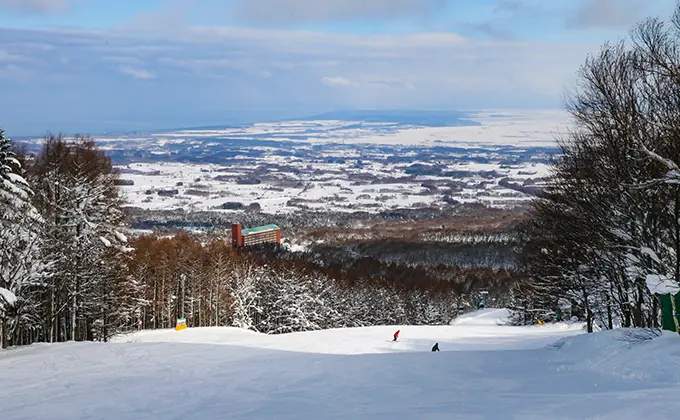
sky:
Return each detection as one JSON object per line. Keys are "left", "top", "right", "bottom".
{"left": 0, "top": 0, "right": 677, "bottom": 135}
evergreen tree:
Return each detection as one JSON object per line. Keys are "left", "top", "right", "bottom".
{"left": 0, "top": 129, "right": 44, "bottom": 348}
{"left": 28, "top": 136, "right": 131, "bottom": 342}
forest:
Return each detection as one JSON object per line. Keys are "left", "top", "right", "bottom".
{"left": 124, "top": 234, "right": 520, "bottom": 334}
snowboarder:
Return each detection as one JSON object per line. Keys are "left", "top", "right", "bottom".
{"left": 393, "top": 329, "right": 400, "bottom": 341}
{"left": 431, "top": 343, "right": 439, "bottom": 352}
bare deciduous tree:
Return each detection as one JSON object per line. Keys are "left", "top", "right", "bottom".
{"left": 519, "top": 6, "right": 680, "bottom": 331}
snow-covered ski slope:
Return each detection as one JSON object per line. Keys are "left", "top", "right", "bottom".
{"left": 2, "top": 309, "right": 680, "bottom": 420}
{"left": 108, "top": 308, "right": 581, "bottom": 355}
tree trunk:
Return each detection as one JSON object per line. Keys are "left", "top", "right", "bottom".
{"left": 650, "top": 296, "right": 658, "bottom": 328}
{"left": 671, "top": 293, "right": 680, "bottom": 334}
{"left": 675, "top": 188, "right": 680, "bottom": 284}
{"left": 153, "top": 279, "right": 158, "bottom": 329}
{"left": 215, "top": 281, "right": 220, "bottom": 327}
{"left": 633, "top": 280, "right": 644, "bottom": 327}
{"left": 1, "top": 319, "right": 7, "bottom": 349}
{"left": 582, "top": 288, "right": 593, "bottom": 333}
{"left": 50, "top": 288, "right": 56, "bottom": 342}
{"left": 71, "top": 288, "right": 77, "bottom": 341}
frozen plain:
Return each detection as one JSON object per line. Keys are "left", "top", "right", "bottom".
{"left": 1, "top": 309, "right": 680, "bottom": 420}
{"left": 97, "top": 110, "right": 565, "bottom": 213}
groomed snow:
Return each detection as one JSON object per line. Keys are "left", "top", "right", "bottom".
{"left": 450, "top": 307, "right": 512, "bottom": 326}
{"left": 2, "top": 309, "right": 680, "bottom": 419}
{"left": 110, "top": 321, "right": 584, "bottom": 355}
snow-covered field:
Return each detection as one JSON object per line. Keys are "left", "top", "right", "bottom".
{"left": 116, "top": 160, "right": 549, "bottom": 213}
{"left": 2, "top": 309, "right": 679, "bottom": 419}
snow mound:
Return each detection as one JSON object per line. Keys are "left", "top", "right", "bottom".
{"left": 450, "top": 308, "right": 511, "bottom": 326}
{"left": 549, "top": 328, "right": 680, "bottom": 383}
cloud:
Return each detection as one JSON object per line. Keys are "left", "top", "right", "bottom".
{"left": 484, "top": 0, "right": 670, "bottom": 37}
{"left": 101, "top": 56, "right": 141, "bottom": 64}
{"left": 0, "top": 49, "right": 26, "bottom": 62}
{"left": 118, "top": 66, "right": 155, "bottom": 80}
{"left": 0, "top": 0, "right": 75, "bottom": 13}
{"left": 0, "top": 64, "right": 31, "bottom": 82}
{"left": 160, "top": 57, "right": 252, "bottom": 72}
{"left": 494, "top": 0, "right": 526, "bottom": 13}
{"left": 229, "top": 0, "right": 447, "bottom": 26}
{"left": 182, "top": 27, "right": 467, "bottom": 53}
{"left": 321, "top": 76, "right": 416, "bottom": 90}
{"left": 272, "top": 60, "right": 342, "bottom": 70}
{"left": 158, "top": 57, "right": 276, "bottom": 79}
{"left": 0, "top": 24, "right": 598, "bottom": 134}
{"left": 321, "top": 76, "right": 353, "bottom": 87}
{"left": 121, "top": 0, "right": 193, "bottom": 34}
{"left": 567, "top": 0, "right": 650, "bottom": 29}
{"left": 439, "top": 0, "right": 557, "bottom": 41}
{"left": 464, "top": 22, "right": 515, "bottom": 40}
{"left": 365, "top": 78, "right": 415, "bottom": 90}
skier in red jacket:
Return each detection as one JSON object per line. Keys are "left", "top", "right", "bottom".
{"left": 393, "top": 329, "right": 400, "bottom": 341}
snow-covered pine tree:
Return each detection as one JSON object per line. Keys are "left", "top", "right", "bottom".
{"left": 0, "top": 129, "right": 45, "bottom": 348}
{"left": 260, "top": 268, "right": 325, "bottom": 334}
{"left": 335, "top": 283, "right": 371, "bottom": 327}
{"left": 305, "top": 273, "right": 344, "bottom": 330}
{"left": 28, "top": 136, "right": 131, "bottom": 342}
{"left": 115, "top": 254, "right": 150, "bottom": 332}
{"left": 230, "top": 261, "right": 262, "bottom": 331}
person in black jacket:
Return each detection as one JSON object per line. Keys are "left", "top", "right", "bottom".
{"left": 431, "top": 342, "right": 440, "bottom": 352}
